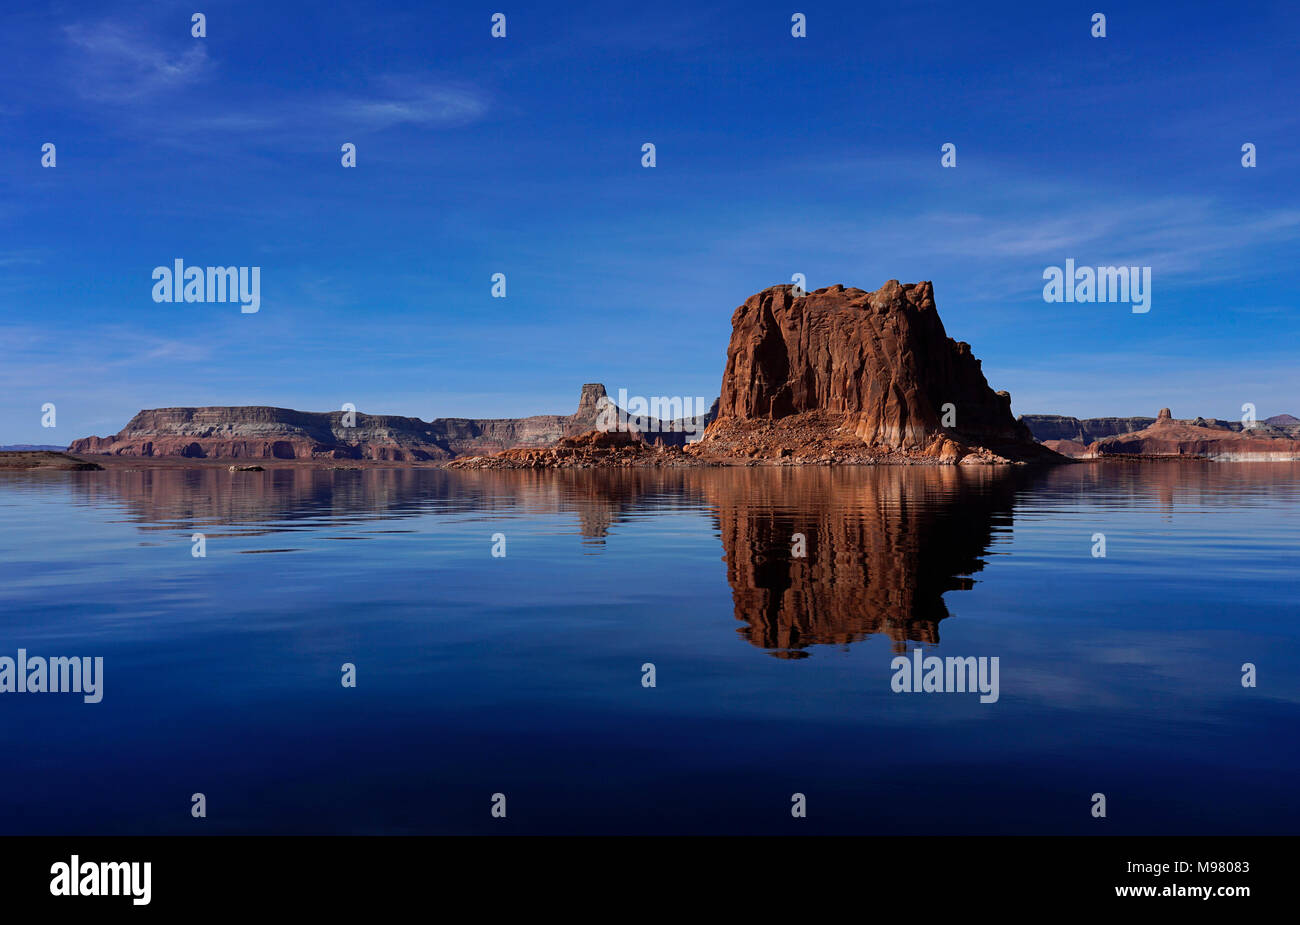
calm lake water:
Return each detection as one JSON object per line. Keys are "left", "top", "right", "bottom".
{"left": 1, "top": 462, "right": 1297, "bottom": 834}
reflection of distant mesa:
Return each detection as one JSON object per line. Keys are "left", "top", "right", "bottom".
{"left": 706, "top": 468, "right": 1023, "bottom": 657}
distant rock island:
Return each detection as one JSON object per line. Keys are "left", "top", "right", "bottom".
{"left": 1029, "top": 408, "right": 1300, "bottom": 460}
{"left": 1022, "top": 412, "right": 1300, "bottom": 449}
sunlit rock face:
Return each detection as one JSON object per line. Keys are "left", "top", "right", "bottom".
{"left": 711, "top": 281, "right": 1040, "bottom": 460}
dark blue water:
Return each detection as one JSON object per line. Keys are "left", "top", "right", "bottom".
{"left": 1, "top": 463, "right": 1297, "bottom": 834}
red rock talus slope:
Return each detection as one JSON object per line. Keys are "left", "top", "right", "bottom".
{"left": 700, "top": 281, "right": 1057, "bottom": 464}
{"left": 448, "top": 429, "right": 710, "bottom": 469}
{"left": 1088, "top": 408, "right": 1300, "bottom": 460}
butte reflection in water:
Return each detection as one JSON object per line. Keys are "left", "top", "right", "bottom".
{"left": 59, "top": 464, "right": 1041, "bottom": 657}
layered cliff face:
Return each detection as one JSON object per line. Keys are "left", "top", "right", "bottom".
{"left": 1021, "top": 414, "right": 1156, "bottom": 444}
{"left": 69, "top": 384, "right": 629, "bottom": 461}
{"left": 702, "top": 282, "right": 1053, "bottom": 464}
{"left": 70, "top": 406, "right": 455, "bottom": 461}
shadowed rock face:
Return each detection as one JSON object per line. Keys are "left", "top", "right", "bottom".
{"left": 704, "top": 466, "right": 1024, "bottom": 656}
{"left": 707, "top": 282, "right": 1045, "bottom": 462}
{"left": 1020, "top": 414, "right": 1157, "bottom": 444}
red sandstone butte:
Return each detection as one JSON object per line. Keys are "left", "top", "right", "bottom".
{"left": 698, "top": 282, "right": 1057, "bottom": 464}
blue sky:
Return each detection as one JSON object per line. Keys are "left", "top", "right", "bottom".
{"left": 2, "top": 0, "right": 1298, "bottom": 443}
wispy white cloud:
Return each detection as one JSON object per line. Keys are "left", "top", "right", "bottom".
{"left": 0, "top": 250, "right": 44, "bottom": 268}
{"left": 87, "top": 76, "right": 491, "bottom": 153}
{"left": 54, "top": 21, "right": 486, "bottom": 140}
{"left": 63, "top": 21, "right": 210, "bottom": 103}
{"left": 332, "top": 78, "right": 488, "bottom": 130}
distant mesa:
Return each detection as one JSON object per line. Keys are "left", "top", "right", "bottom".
{"left": 67, "top": 384, "right": 709, "bottom": 463}
{"left": 1020, "top": 414, "right": 1156, "bottom": 445}
{"left": 1088, "top": 408, "right": 1300, "bottom": 460}
{"left": 1026, "top": 409, "right": 1300, "bottom": 460}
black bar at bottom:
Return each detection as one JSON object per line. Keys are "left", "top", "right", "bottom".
{"left": 0, "top": 835, "right": 1281, "bottom": 911}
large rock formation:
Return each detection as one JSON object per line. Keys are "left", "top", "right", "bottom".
{"left": 700, "top": 282, "right": 1056, "bottom": 464}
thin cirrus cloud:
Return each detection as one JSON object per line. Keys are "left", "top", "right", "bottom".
{"left": 57, "top": 21, "right": 488, "bottom": 142}
{"left": 170, "top": 79, "right": 491, "bottom": 138}
{"left": 62, "top": 21, "right": 210, "bottom": 103}
{"left": 332, "top": 80, "right": 489, "bottom": 131}
{"left": 98, "top": 79, "right": 491, "bottom": 150}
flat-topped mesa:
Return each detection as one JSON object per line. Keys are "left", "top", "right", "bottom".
{"left": 705, "top": 281, "right": 1048, "bottom": 462}
{"left": 1020, "top": 414, "right": 1156, "bottom": 444}
{"left": 68, "top": 385, "right": 681, "bottom": 462}
{"left": 70, "top": 406, "right": 455, "bottom": 461}
{"left": 1023, "top": 410, "right": 1300, "bottom": 456}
